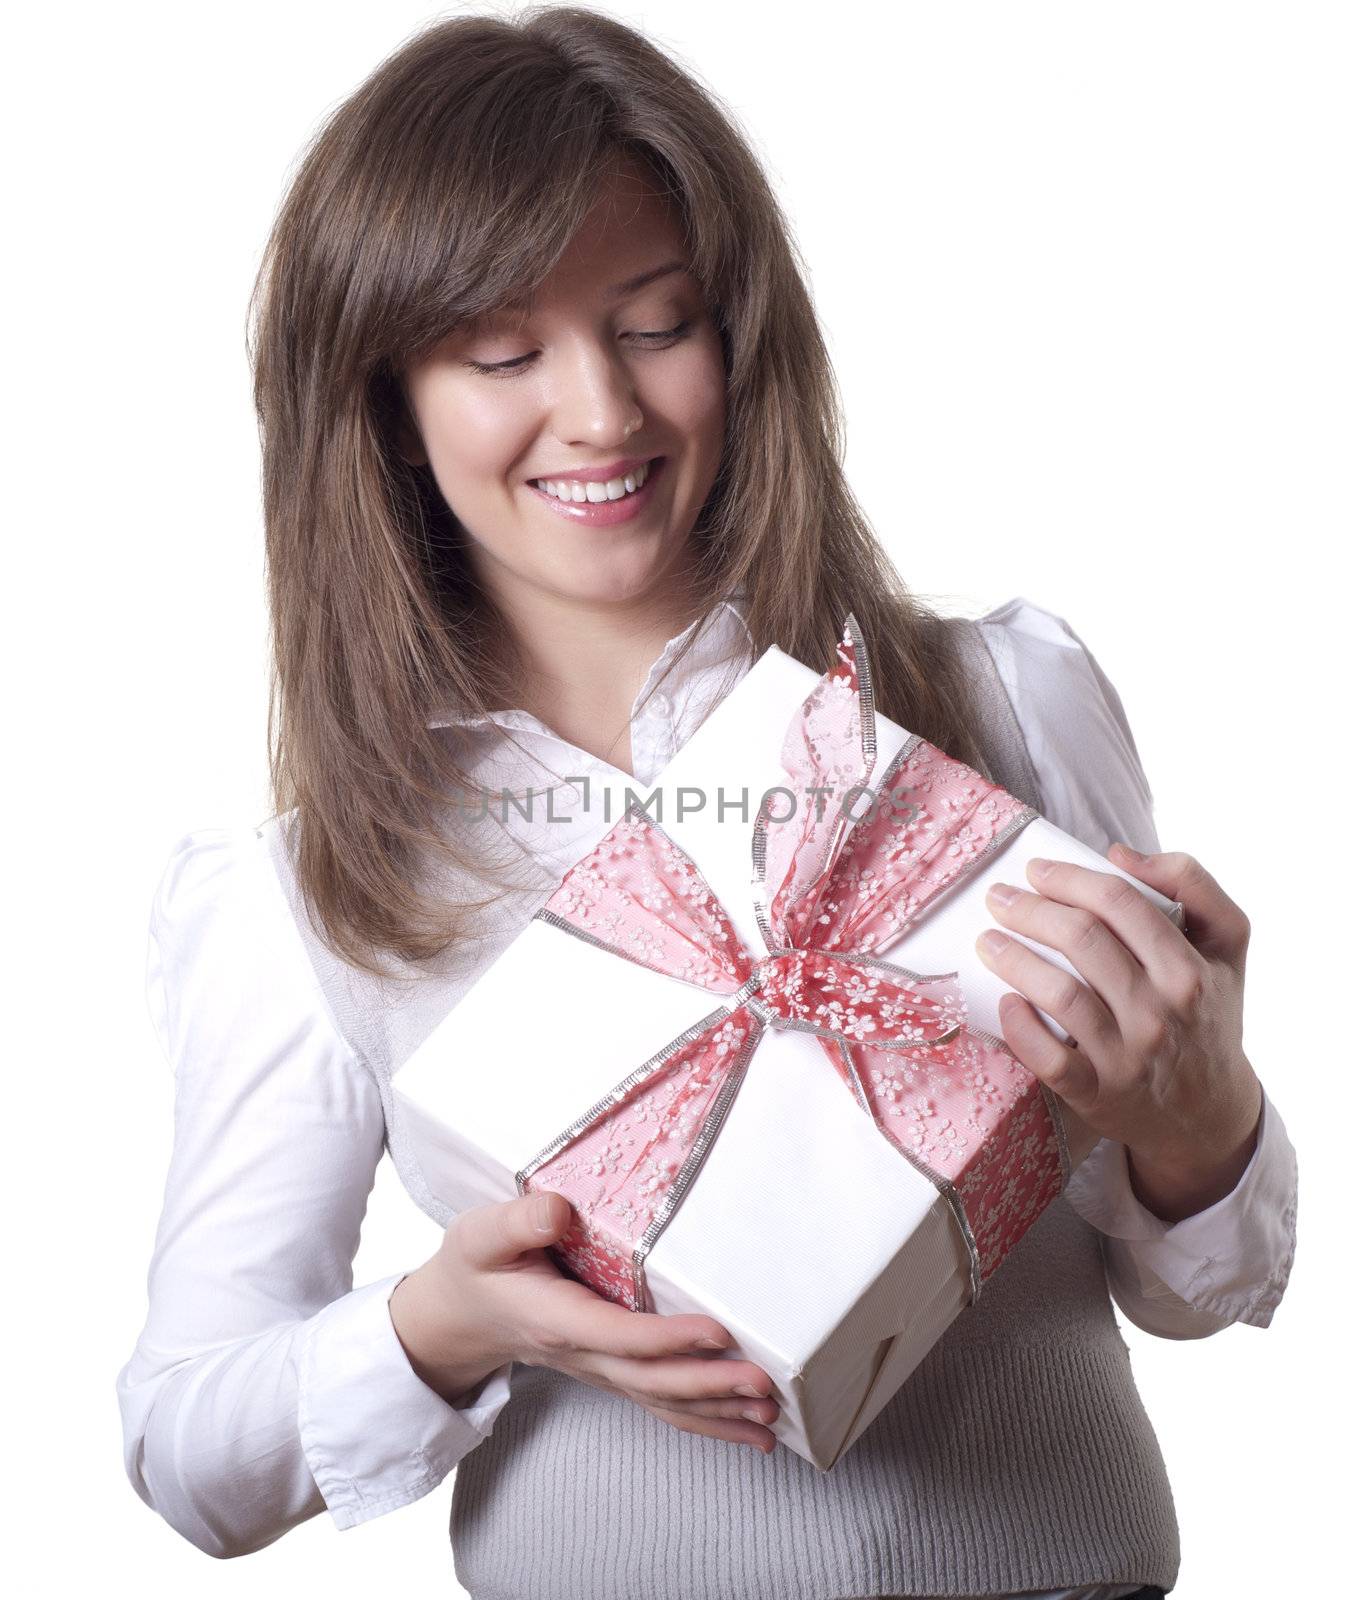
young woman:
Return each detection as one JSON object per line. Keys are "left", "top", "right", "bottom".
{"left": 116, "top": 9, "right": 1297, "bottom": 1598}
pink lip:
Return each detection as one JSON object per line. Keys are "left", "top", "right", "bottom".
{"left": 526, "top": 454, "right": 657, "bottom": 485}
{"left": 526, "top": 456, "right": 665, "bottom": 527}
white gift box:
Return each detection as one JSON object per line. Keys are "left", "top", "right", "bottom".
{"left": 393, "top": 641, "right": 1182, "bottom": 1469}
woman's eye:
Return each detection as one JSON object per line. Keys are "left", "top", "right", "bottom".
{"left": 462, "top": 318, "right": 695, "bottom": 377}
{"left": 634, "top": 317, "right": 695, "bottom": 346}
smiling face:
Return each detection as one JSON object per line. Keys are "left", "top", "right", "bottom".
{"left": 397, "top": 158, "right": 727, "bottom": 628}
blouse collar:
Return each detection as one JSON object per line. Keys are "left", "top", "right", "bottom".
{"left": 426, "top": 588, "right": 754, "bottom": 751}
{"left": 425, "top": 592, "right": 757, "bottom": 866}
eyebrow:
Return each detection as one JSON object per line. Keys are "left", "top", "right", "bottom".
{"left": 604, "top": 259, "right": 689, "bottom": 300}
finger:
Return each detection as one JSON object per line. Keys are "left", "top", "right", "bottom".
{"left": 582, "top": 1347, "right": 777, "bottom": 1408}
{"left": 462, "top": 1192, "right": 737, "bottom": 1352}
{"left": 524, "top": 1269, "right": 749, "bottom": 1365}
{"left": 456, "top": 1190, "right": 580, "bottom": 1272}
{"left": 1023, "top": 856, "right": 1191, "bottom": 979}
{"left": 1108, "top": 843, "right": 1252, "bottom": 967}
{"left": 983, "top": 878, "right": 1147, "bottom": 1025}
{"left": 590, "top": 1357, "right": 781, "bottom": 1420}
{"left": 974, "top": 923, "right": 1118, "bottom": 1066}
{"left": 671, "top": 1392, "right": 781, "bottom": 1427}
{"left": 996, "top": 991, "right": 1099, "bottom": 1109}
{"left": 640, "top": 1401, "right": 776, "bottom": 1454}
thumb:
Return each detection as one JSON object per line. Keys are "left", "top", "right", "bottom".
{"left": 460, "top": 1188, "right": 573, "bottom": 1271}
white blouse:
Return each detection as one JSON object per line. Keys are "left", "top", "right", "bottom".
{"left": 116, "top": 594, "right": 1298, "bottom": 1600}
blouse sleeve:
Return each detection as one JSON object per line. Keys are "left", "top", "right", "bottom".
{"left": 115, "top": 826, "right": 514, "bottom": 1556}
{"left": 974, "top": 597, "right": 1299, "bottom": 1339}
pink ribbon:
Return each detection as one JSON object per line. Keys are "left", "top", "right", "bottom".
{"left": 519, "top": 616, "right": 1073, "bottom": 1312}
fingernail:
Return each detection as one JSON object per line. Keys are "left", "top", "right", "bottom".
{"left": 987, "top": 881, "right": 1019, "bottom": 907}
{"left": 1114, "top": 841, "right": 1150, "bottom": 864}
{"left": 743, "top": 1406, "right": 768, "bottom": 1423}
{"left": 1027, "top": 857, "right": 1055, "bottom": 878}
{"left": 693, "top": 1337, "right": 728, "bottom": 1350}
{"left": 534, "top": 1195, "right": 556, "bottom": 1232}
{"left": 977, "top": 928, "right": 1010, "bottom": 954}
{"left": 734, "top": 1382, "right": 766, "bottom": 1397}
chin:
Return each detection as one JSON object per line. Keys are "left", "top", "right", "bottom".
{"left": 551, "top": 545, "right": 694, "bottom": 603}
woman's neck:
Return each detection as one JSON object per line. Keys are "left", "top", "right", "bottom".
{"left": 491, "top": 579, "right": 707, "bottom": 777}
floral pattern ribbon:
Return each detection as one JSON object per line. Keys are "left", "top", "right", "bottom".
{"left": 518, "top": 616, "right": 1073, "bottom": 1312}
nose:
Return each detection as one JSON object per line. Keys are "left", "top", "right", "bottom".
{"left": 550, "top": 339, "right": 645, "bottom": 449}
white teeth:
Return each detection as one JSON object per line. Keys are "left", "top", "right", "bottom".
{"left": 535, "top": 458, "right": 652, "bottom": 502}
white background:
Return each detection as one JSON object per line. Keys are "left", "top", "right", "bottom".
{"left": 10, "top": 1, "right": 1361, "bottom": 1593}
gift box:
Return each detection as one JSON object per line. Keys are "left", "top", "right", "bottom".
{"left": 394, "top": 618, "right": 1183, "bottom": 1470}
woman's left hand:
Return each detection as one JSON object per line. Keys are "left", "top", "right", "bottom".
{"left": 974, "top": 843, "right": 1265, "bottom": 1221}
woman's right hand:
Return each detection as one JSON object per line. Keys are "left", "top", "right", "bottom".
{"left": 388, "top": 1189, "right": 780, "bottom": 1455}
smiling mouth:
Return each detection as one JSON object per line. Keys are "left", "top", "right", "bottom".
{"left": 527, "top": 456, "right": 665, "bottom": 503}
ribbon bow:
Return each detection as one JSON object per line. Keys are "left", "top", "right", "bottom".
{"left": 519, "top": 616, "right": 1073, "bottom": 1312}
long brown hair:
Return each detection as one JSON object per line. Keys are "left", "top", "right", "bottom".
{"left": 248, "top": 5, "right": 999, "bottom": 978}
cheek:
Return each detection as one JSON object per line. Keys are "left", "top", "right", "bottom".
{"left": 646, "top": 334, "right": 727, "bottom": 437}
{"left": 410, "top": 372, "right": 532, "bottom": 483}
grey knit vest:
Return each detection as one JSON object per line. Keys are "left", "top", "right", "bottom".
{"left": 270, "top": 615, "right": 1181, "bottom": 1600}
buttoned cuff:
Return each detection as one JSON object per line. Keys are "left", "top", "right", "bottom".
{"left": 1066, "top": 1087, "right": 1298, "bottom": 1328}
{"left": 297, "top": 1272, "right": 513, "bottom": 1531}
